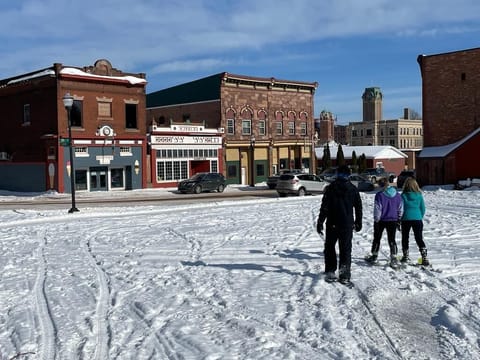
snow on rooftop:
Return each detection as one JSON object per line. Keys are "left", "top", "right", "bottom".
{"left": 315, "top": 145, "right": 407, "bottom": 160}
{"left": 7, "top": 69, "right": 55, "bottom": 85}
{"left": 60, "top": 67, "right": 147, "bottom": 85}
{"left": 419, "top": 127, "right": 480, "bottom": 158}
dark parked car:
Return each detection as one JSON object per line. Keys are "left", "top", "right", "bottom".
{"left": 177, "top": 172, "right": 226, "bottom": 194}
{"left": 361, "top": 168, "right": 395, "bottom": 184}
{"left": 349, "top": 174, "right": 375, "bottom": 192}
{"left": 320, "top": 167, "right": 338, "bottom": 182}
{"left": 396, "top": 170, "right": 416, "bottom": 189}
{"left": 266, "top": 169, "right": 304, "bottom": 189}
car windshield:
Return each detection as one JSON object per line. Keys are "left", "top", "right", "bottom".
{"left": 279, "top": 174, "right": 295, "bottom": 180}
{"left": 190, "top": 173, "right": 207, "bottom": 180}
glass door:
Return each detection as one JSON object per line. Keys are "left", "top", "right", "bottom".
{"left": 90, "top": 166, "right": 108, "bottom": 191}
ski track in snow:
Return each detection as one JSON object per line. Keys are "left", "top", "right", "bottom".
{"left": 33, "top": 233, "right": 57, "bottom": 360}
{"left": 0, "top": 191, "right": 479, "bottom": 359}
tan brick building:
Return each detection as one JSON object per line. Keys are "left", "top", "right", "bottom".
{"left": 417, "top": 47, "right": 480, "bottom": 185}
{"left": 347, "top": 87, "right": 422, "bottom": 171}
{"left": 146, "top": 73, "right": 317, "bottom": 186}
{"left": 0, "top": 59, "right": 147, "bottom": 192}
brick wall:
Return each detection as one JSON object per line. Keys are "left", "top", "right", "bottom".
{"left": 419, "top": 48, "right": 480, "bottom": 147}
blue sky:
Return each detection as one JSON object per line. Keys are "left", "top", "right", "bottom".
{"left": 1, "top": 1, "right": 479, "bottom": 125}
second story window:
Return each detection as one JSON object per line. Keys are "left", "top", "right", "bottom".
{"left": 23, "top": 104, "right": 31, "bottom": 125}
{"left": 276, "top": 122, "right": 283, "bottom": 135}
{"left": 288, "top": 122, "right": 295, "bottom": 135}
{"left": 242, "top": 120, "right": 252, "bottom": 135}
{"left": 300, "top": 122, "right": 307, "bottom": 136}
{"left": 71, "top": 100, "right": 83, "bottom": 127}
{"left": 125, "top": 103, "right": 137, "bottom": 129}
{"left": 227, "top": 118, "right": 235, "bottom": 135}
{"left": 98, "top": 102, "right": 112, "bottom": 118}
{"left": 259, "top": 120, "right": 266, "bottom": 136}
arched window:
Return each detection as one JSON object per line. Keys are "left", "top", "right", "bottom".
{"left": 226, "top": 108, "right": 235, "bottom": 135}
{"left": 258, "top": 110, "right": 267, "bottom": 136}
{"left": 288, "top": 111, "right": 296, "bottom": 135}
{"left": 241, "top": 108, "right": 253, "bottom": 135}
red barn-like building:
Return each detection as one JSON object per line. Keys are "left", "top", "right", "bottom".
{"left": 417, "top": 48, "right": 480, "bottom": 185}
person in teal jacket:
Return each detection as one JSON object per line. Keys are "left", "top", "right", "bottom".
{"left": 400, "top": 177, "right": 429, "bottom": 265}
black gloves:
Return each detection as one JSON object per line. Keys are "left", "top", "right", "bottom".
{"left": 317, "top": 220, "right": 324, "bottom": 235}
{"left": 354, "top": 222, "right": 362, "bottom": 232}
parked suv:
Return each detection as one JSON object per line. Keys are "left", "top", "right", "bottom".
{"left": 177, "top": 172, "right": 226, "bottom": 194}
{"left": 396, "top": 170, "right": 416, "bottom": 189}
{"left": 276, "top": 173, "right": 328, "bottom": 197}
{"left": 361, "top": 168, "right": 395, "bottom": 184}
{"left": 266, "top": 169, "right": 304, "bottom": 189}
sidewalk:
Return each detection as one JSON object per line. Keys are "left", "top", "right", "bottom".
{"left": 0, "top": 184, "right": 271, "bottom": 203}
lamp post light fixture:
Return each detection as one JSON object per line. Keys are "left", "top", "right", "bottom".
{"left": 63, "top": 93, "right": 79, "bottom": 213}
{"left": 249, "top": 134, "right": 256, "bottom": 187}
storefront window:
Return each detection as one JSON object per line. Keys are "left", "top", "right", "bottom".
{"left": 111, "top": 168, "right": 124, "bottom": 188}
{"left": 75, "top": 170, "right": 88, "bottom": 190}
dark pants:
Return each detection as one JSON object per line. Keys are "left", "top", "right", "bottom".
{"left": 371, "top": 221, "right": 398, "bottom": 255}
{"left": 401, "top": 220, "right": 425, "bottom": 251}
{"left": 324, "top": 224, "right": 353, "bottom": 273}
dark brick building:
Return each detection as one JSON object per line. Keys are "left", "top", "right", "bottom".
{"left": 147, "top": 73, "right": 317, "bottom": 187}
{"left": 417, "top": 48, "right": 480, "bottom": 185}
{"left": 0, "top": 59, "right": 147, "bottom": 192}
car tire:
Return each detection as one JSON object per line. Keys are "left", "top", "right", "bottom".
{"left": 217, "top": 184, "right": 225, "bottom": 193}
{"left": 194, "top": 185, "right": 202, "bottom": 194}
{"left": 297, "top": 188, "right": 306, "bottom": 197}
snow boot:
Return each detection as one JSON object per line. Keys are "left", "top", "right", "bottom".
{"left": 325, "top": 271, "right": 337, "bottom": 283}
{"left": 365, "top": 253, "right": 378, "bottom": 264}
{"left": 339, "top": 265, "right": 351, "bottom": 284}
{"left": 400, "top": 249, "right": 410, "bottom": 263}
{"left": 390, "top": 254, "right": 400, "bottom": 269}
{"left": 420, "top": 248, "right": 430, "bottom": 266}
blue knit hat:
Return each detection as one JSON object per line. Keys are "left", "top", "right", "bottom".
{"left": 337, "top": 165, "right": 351, "bottom": 179}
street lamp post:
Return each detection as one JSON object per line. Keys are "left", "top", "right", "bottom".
{"left": 63, "top": 93, "right": 79, "bottom": 213}
{"left": 250, "top": 135, "right": 256, "bottom": 187}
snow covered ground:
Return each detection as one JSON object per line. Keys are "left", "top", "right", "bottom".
{"left": 0, "top": 186, "right": 479, "bottom": 359}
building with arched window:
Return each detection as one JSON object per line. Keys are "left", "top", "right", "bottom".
{"left": 146, "top": 73, "right": 317, "bottom": 187}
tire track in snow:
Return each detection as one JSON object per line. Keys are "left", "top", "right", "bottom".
{"left": 33, "top": 234, "right": 56, "bottom": 360}
{"left": 83, "top": 234, "right": 111, "bottom": 360}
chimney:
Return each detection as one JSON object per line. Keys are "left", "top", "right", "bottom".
{"left": 403, "top": 108, "right": 411, "bottom": 120}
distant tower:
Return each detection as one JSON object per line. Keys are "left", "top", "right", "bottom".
{"left": 318, "top": 110, "right": 335, "bottom": 144}
{"left": 362, "top": 87, "right": 383, "bottom": 122}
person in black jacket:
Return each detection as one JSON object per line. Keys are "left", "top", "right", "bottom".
{"left": 317, "top": 165, "right": 363, "bottom": 284}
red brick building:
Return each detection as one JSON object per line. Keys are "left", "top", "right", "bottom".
{"left": 146, "top": 73, "right": 318, "bottom": 187}
{"left": 417, "top": 48, "right": 480, "bottom": 185}
{"left": 0, "top": 59, "right": 147, "bottom": 192}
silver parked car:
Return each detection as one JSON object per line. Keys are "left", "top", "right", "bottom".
{"left": 266, "top": 169, "right": 304, "bottom": 189}
{"left": 276, "top": 173, "right": 328, "bottom": 197}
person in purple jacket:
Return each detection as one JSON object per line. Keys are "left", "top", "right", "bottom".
{"left": 365, "top": 177, "right": 404, "bottom": 268}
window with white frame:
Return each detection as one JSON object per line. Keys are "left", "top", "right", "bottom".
{"left": 288, "top": 122, "right": 295, "bottom": 135}
{"left": 259, "top": 120, "right": 266, "bottom": 136}
{"left": 120, "top": 147, "right": 132, "bottom": 156}
{"left": 300, "top": 122, "right": 307, "bottom": 135}
{"left": 242, "top": 120, "right": 252, "bottom": 135}
{"left": 227, "top": 118, "right": 235, "bottom": 135}
{"left": 276, "top": 122, "right": 283, "bottom": 135}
